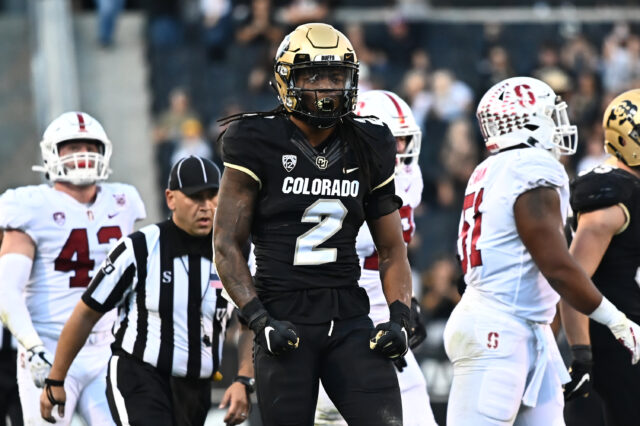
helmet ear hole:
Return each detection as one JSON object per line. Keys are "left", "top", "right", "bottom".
{"left": 524, "top": 124, "right": 539, "bottom": 131}
{"left": 619, "top": 136, "right": 627, "bottom": 147}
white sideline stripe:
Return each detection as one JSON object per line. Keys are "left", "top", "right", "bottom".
{"left": 109, "top": 356, "right": 131, "bottom": 425}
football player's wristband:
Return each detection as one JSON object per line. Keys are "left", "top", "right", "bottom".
{"left": 44, "top": 378, "right": 64, "bottom": 387}
{"left": 240, "top": 297, "right": 267, "bottom": 325}
{"left": 389, "top": 300, "right": 410, "bottom": 328}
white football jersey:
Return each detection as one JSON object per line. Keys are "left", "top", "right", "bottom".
{"left": 0, "top": 183, "right": 146, "bottom": 338}
{"left": 457, "top": 148, "right": 569, "bottom": 323}
{"left": 356, "top": 164, "right": 423, "bottom": 325}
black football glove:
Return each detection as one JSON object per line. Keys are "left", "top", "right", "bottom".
{"left": 393, "top": 356, "right": 408, "bottom": 372}
{"left": 370, "top": 301, "right": 410, "bottom": 359}
{"left": 408, "top": 297, "right": 427, "bottom": 349}
{"left": 241, "top": 297, "right": 299, "bottom": 356}
{"left": 563, "top": 345, "right": 593, "bottom": 402}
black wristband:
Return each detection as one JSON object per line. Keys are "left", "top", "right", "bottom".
{"left": 570, "top": 345, "right": 593, "bottom": 363}
{"left": 240, "top": 298, "right": 267, "bottom": 324}
{"left": 389, "top": 300, "right": 410, "bottom": 328}
{"left": 234, "top": 375, "right": 256, "bottom": 394}
{"left": 44, "top": 378, "right": 65, "bottom": 387}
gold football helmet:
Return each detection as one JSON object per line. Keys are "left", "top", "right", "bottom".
{"left": 604, "top": 89, "right": 640, "bottom": 166}
{"left": 274, "top": 23, "right": 358, "bottom": 128}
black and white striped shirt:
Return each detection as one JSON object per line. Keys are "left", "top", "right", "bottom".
{"left": 82, "top": 220, "right": 232, "bottom": 379}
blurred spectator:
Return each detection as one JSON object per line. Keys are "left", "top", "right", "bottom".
{"left": 367, "top": 17, "right": 420, "bottom": 89}
{"left": 577, "top": 125, "right": 610, "bottom": 174}
{"left": 401, "top": 70, "right": 431, "bottom": 132}
{"left": 171, "top": 119, "right": 212, "bottom": 166}
{"left": 201, "top": 0, "right": 234, "bottom": 61}
{"left": 440, "top": 119, "right": 479, "bottom": 188}
{"left": 601, "top": 22, "right": 640, "bottom": 96}
{"left": 425, "top": 69, "right": 473, "bottom": 123}
{"left": 235, "top": 0, "right": 283, "bottom": 47}
{"left": 94, "top": 0, "right": 124, "bottom": 47}
{"left": 144, "top": 0, "right": 184, "bottom": 48}
{"left": 561, "top": 33, "right": 599, "bottom": 76}
{"left": 279, "top": 0, "right": 330, "bottom": 29}
{"left": 233, "top": 0, "right": 284, "bottom": 102}
{"left": 532, "top": 41, "right": 573, "bottom": 97}
{"left": 477, "top": 45, "right": 515, "bottom": 95}
{"left": 420, "top": 257, "right": 461, "bottom": 321}
{"left": 154, "top": 87, "right": 200, "bottom": 145}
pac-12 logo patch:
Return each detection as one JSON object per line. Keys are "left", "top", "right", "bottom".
{"left": 282, "top": 155, "right": 297, "bottom": 172}
{"left": 53, "top": 212, "right": 66, "bottom": 226}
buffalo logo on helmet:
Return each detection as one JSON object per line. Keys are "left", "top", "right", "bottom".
{"left": 282, "top": 155, "right": 297, "bottom": 172}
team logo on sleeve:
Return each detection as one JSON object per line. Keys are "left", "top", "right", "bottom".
{"left": 282, "top": 155, "right": 297, "bottom": 172}
{"left": 52, "top": 212, "right": 66, "bottom": 226}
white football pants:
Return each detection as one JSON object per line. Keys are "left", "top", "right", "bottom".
{"left": 17, "top": 333, "right": 115, "bottom": 426}
{"left": 443, "top": 288, "right": 568, "bottom": 426}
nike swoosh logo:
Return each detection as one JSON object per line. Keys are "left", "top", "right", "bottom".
{"left": 108, "top": 212, "right": 120, "bottom": 219}
{"left": 265, "top": 326, "right": 275, "bottom": 353}
{"left": 343, "top": 167, "right": 359, "bottom": 174}
{"left": 568, "top": 373, "right": 590, "bottom": 397}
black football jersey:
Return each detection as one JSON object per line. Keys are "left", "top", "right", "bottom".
{"left": 570, "top": 165, "right": 640, "bottom": 321}
{"left": 222, "top": 114, "right": 399, "bottom": 323}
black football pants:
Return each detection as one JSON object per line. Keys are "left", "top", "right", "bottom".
{"left": 591, "top": 321, "right": 640, "bottom": 426}
{"left": 106, "top": 351, "right": 211, "bottom": 426}
{"left": 254, "top": 315, "right": 402, "bottom": 426}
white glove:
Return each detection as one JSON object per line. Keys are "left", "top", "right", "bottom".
{"left": 27, "top": 345, "right": 54, "bottom": 388}
{"left": 609, "top": 317, "right": 640, "bottom": 365}
{"left": 589, "top": 296, "right": 640, "bottom": 365}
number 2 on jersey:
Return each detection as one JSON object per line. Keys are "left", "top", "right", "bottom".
{"left": 459, "top": 189, "right": 484, "bottom": 274}
{"left": 294, "top": 199, "right": 347, "bottom": 265}
{"left": 54, "top": 226, "right": 122, "bottom": 287}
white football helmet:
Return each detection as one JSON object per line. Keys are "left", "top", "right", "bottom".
{"left": 355, "top": 90, "right": 421, "bottom": 169}
{"left": 476, "top": 76, "right": 577, "bottom": 156}
{"left": 33, "top": 111, "right": 112, "bottom": 185}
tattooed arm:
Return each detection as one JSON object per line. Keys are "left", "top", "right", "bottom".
{"left": 214, "top": 168, "right": 259, "bottom": 309}
{"left": 514, "top": 186, "right": 602, "bottom": 314}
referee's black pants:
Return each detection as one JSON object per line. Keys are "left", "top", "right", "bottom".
{"left": 105, "top": 351, "right": 211, "bottom": 426}
{"left": 255, "top": 315, "right": 402, "bottom": 426}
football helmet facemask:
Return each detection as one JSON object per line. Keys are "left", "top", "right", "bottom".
{"left": 274, "top": 23, "right": 359, "bottom": 129}
{"left": 355, "top": 90, "right": 421, "bottom": 171}
{"left": 603, "top": 89, "right": 640, "bottom": 167}
{"left": 476, "top": 76, "right": 577, "bottom": 156}
{"left": 33, "top": 112, "right": 112, "bottom": 185}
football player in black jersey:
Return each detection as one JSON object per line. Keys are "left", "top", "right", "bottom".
{"left": 213, "top": 23, "right": 410, "bottom": 425}
{"left": 561, "top": 89, "right": 640, "bottom": 424}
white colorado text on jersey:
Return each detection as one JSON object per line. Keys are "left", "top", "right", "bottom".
{"left": 0, "top": 183, "right": 146, "bottom": 338}
{"left": 457, "top": 148, "right": 569, "bottom": 323}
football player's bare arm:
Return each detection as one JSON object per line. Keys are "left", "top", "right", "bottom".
{"left": 214, "top": 168, "right": 259, "bottom": 309}
{"left": 40, "top": 300, "right": 103, "bottom": 421}
{"left": 514, "top": 186, "right": 602, "bottom": 314}
{"left": 368, "top": 211, "right": 411, "bottom": 308}
{"left": 561, "top": 205, "right": 627, "bottom": 346}
{"left": 0, "top": 230, "right": 41, "bottom": 349}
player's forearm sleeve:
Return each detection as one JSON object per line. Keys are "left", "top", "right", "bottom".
{"left": 0, "top": 253, "right": 42, "bottom": 349}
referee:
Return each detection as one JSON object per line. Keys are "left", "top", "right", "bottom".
{"left": 39, "top": 156, "right": 254, "bottom": 426}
